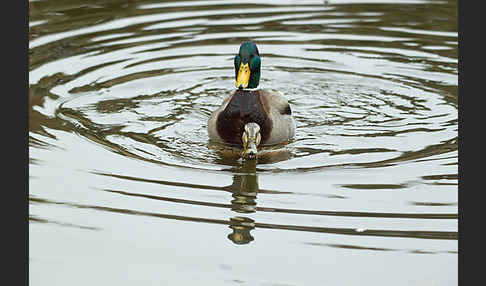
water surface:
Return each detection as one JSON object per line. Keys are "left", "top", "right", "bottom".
{"left": 29, "top": 0, "right": 458, "bottom": 285}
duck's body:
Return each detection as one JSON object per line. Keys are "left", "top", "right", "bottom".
{"left": 208, "top": 88, "right": 295, "bottom": 146}
{"left": 207, "top": 40, "right": 295, "bottom": 159}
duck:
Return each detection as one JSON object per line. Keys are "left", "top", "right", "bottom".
{"left": 208, "top": 40, "right": 296, "bottom": 159}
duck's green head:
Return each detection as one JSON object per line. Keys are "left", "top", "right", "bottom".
{"left": 234, "top": 41, "right": 261, "bottom": 89}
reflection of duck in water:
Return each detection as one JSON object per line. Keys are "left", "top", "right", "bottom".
{"left": 208, "top": 40, "right": 296, "bottom": 160}
{"left": 228, "top": 217, "right": 255, "bottom": 245}
{"left": 229, "top": 161, "right": 259, "bottom": 214}
{"left": 227, "top": 160, "right": 258, "bottom": 244}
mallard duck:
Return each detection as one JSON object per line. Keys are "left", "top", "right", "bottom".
{"left": 208, "top": 40, "right": 296, "bottom": 159}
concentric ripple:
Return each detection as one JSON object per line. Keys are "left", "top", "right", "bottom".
{"left": 29, "top": 0, "right": 458, "bottom": 285}
{"left": 30, "top": 0, "right": 457, "bottom": 172}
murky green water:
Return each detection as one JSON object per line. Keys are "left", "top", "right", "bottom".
{"left": 29, "top": 0, "right": 458, "bottom": 285}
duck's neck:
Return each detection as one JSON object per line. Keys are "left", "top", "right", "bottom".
{"left": 237, "top": 87, "right": 260, "bottom": 92}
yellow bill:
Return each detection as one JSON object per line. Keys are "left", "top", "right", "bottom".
{"left": 236, "top": 63, "right": 250, "bottom": 89}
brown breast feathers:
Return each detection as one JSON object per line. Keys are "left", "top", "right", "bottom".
{"left": 216, "top": 89, "right": 272, "bottom": 145}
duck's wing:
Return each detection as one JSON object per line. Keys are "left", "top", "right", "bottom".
{"left": 259, "top": 89, "right": 296, "bottom": 145}
{"left": 259, "top": 89, "right": 292, "bottom": 116}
